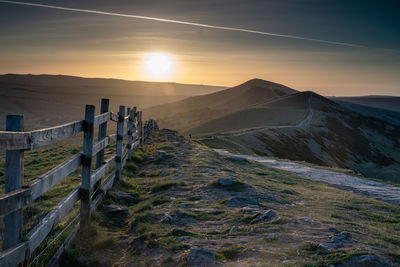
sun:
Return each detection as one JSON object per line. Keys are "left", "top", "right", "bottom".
{"left": 144, "top": 52, "right": 173, "bottom": 78}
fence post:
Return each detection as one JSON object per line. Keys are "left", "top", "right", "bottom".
{"left": 94, "top": 98, "right": 109, "bottom": 198}
{"left": 80, "top": 105, "right": 95, "bottom": 233}
{"left": 127, "top": 107, "right": 136, "bottom": 160}
{"left": 138, "top": 111, "right": 143, "bottom": 145}
{"left": 3, "top": 115, "right": 24, "bottom": 249}
{"left": 115, "top": 105, "right": 125, "bottom": 180}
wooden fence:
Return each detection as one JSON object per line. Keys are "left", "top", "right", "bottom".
{"left": 0, "top": 99, "right": 158, "bottom": 266}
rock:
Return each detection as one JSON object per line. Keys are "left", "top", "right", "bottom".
{"left": 227, "top": 155, "right": 249, "bottom": 163}
{"left": 250, "top": 210, "right": 280, "bottom": 224}
{"left": 333, "top": 232, "right": 351, "bottom": 244}
{"left": 225, "top": 197, "right": 258, "bottom": 207}
{"left": 130, "top": 235, "right": 147, "bottom": 251}
{"left": 186, "top": 248, "right": 216, "bottom": 267}
{"left": 242, "top": 206, "right": 260, "bottom": 214}
{"left": 329, "top": 227, "right": 340, "bottom": 234}
{"left": 170, "top": 209, "right": 186, "bottom": 222}
{"left": 319, "top": 232, "right": 352, "bottom": 251}
{"left": 189, "top": 196, "right": 202, "bottom": 201}
{"left": 159, "top": 171, "right": 169, "bottom": 176}
{"left": 215, "top": 177, "right": 236, "bottom": 186}
{"left": 109, "top": 191, "right": 138, "bottom": 205}
{"left": 336, "top": 254, "right": 390, "bottom": 267}
{"left": 301, "top": 217, "right": 313, "bottom": 223}
{"left": 261, "top": 193, "right": 281, "bottom": 202}
{"left": 229, "top": 226, "right": 238, "bottom": 233}
{"left": 287, "top": 218, "right": 298, "bottom": 225}
{"left": 156, "top": 151, "right": 167, "bottom": 160}
{"left": 101, "top": 204, "right": 129, "bottom": 226}
{"left": 160, "top": 213, "right": 173, "bottom": 224}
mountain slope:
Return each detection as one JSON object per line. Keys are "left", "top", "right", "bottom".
{"left": 200, "top": 92, "right": 400, "bottom": 182}
{"left": 332, "top": 95, "right": 400, "bottom": 113}
{"left": 0, "top": 74, "right": 224, "bottom": 130}
{"left": 187, "top": 92, "right": 310, "bottom": 135}
{"left": 144, "top": 79, "right": 298, "bottom": 130}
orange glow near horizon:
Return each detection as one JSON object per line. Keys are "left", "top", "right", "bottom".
{"left": 1, "top": 50, "right": 400, "bottom": 96}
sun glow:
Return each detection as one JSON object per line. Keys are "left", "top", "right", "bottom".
{"left": 144, "top": 52, "right": 174, "bottom": 78}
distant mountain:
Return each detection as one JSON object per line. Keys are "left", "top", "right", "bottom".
{"left": 195, "top": 90, "right": 400, "bottom": 183}
{"left": 332, "top": 95, "right": 400, "bottom": 113}
{"left": 144, "top": 78, "right": 298, "bottom": 130}
{"left": 0, "top": 74, "right": 225, "bottom": 130}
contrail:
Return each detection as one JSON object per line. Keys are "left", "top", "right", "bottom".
{"left": 0, "top": 0, "right": 375, "bottom": 48}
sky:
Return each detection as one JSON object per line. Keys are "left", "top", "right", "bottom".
{"left": 0, "top": 0, "right": 399, "bottom": 96}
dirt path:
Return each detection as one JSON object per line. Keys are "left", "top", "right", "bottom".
{"left": 199, "top": 93, "right": 313, "bottom": 139}
{"left": 215, "top": 149, "right": 400, "bottom": 206}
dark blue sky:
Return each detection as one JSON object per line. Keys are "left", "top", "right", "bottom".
{"left": 1, "top": 0, "right": 399, "bottom": 95}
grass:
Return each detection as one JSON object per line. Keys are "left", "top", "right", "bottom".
{"left": 212, "top": 179, "right": 248, "bottom": 192}
{"left": 152, "top": 195, "right": 170, "bottom": 205}
{"left": 66, "top": 130, "right": 400, "bottom": 266}
{"left": 216, "top": 244, "right": 244, "bottom": 261}
{"left": 0, "top": 136, "right": 121, "bottom": 266}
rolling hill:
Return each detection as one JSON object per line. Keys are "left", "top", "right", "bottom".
{"left": 0, "top": 74, "right": 225, "bottom": 130}
{"left": 332, "top": 95, "right": 400, "bottom": 112}
{"left": 195, "top": 91, "right": 400, "bottom": 183}
{"left": 187, "top": 91, "right": 310, "bottom": 135}
{"left": 144, "top": 78, "right": 297, "bottom": 130}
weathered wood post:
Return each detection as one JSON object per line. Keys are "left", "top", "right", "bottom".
{"left": 3, "top": 115, "right": 24, "bottom": 249}
{"left": 126, "top": 107, "right": 136, "bottom": 160}
{"left": 138, "top": 111, "right": 143, "bottom": 145}
{"left": 134, "top": 109, "right": 138, "bottom": 143}
{"left": 94, "top": 98, "right": 109, "bottom": 198}
{"left": 115, "top": 105, "right": 125, "bottom": 180}
{"left": 80, "top": 105, "right": 95, "bottom": 233}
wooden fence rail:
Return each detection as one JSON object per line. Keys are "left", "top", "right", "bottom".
{"left": 0, "top": 99, "right": 158, "bottom": 266}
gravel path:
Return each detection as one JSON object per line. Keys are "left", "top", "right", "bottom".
{"left": 216, "top": 149, "right": 400, "bottom": 206}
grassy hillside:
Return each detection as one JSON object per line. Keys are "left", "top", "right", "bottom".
{"left": 144, "top": 79, "right": 298, "bottom": 131}
{"left": 200, "top": 92, "right": 400, "bottom": 183}
{"left": 187, "top": 92, "right": 309, "bottom": 135}
{"left": 0, "top": 74, "right": 224, "bottom": 130}
{"left": 335, "top": 100, "right": 400, "bottom": 126}
{"left": 332, "top": 96, "right": 400, "bottom": 113}
{"left": 65, "top": 130, "right": 400, "bottom": 266}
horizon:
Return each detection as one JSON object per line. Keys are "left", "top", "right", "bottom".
{"left": 2, "top": 72, "right": 400, "bottom": 98}
{"left": 1, "top": 0, "right": 399, "bottom": 96}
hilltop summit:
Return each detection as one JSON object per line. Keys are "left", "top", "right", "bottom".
{"left": 144, "top": 78, "right": 298, "bottom": 130}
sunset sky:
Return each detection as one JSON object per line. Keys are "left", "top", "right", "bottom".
{"left": 0, "top": 0, "right": 399, "bottom": 96}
